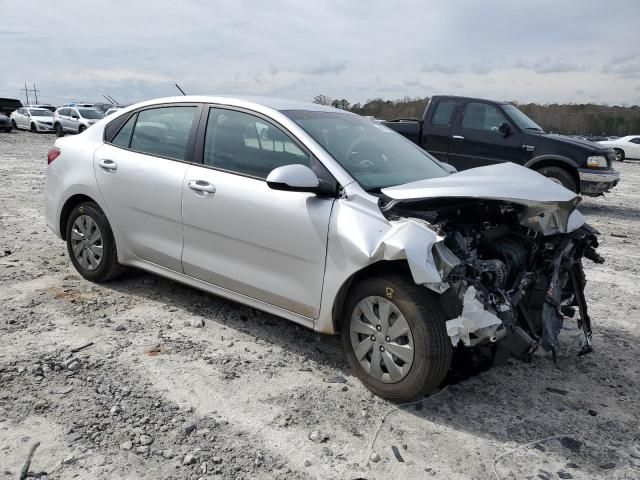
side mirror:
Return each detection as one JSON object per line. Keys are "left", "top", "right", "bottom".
{"left": 498, "top": 122, "right": 511, "bottom": 137}
{"left": 266, "top": 164, "right": 320, "bottom": 193}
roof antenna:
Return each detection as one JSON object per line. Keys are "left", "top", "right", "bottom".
{"left": 103, "top": 95, "right": 115, "bottom": 105}
{"left": 175, "top": 83, "right": 187, "bottom": 96}
{"left": 107, "top": 95, "right": 120, "bottom": 106}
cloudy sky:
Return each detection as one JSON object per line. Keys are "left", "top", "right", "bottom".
{"left": 1, "top": 0, "right": 639, "bottom": 106}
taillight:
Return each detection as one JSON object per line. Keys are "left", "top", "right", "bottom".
{"left": 47, "top": 147, "right": 61, "bottom": 164}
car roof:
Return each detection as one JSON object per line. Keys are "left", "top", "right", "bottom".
{"left": 128, "top": 95, "right": 346, "bottom": 114}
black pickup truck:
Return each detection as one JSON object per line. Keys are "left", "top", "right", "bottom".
{"left": 383, "top": 95, "right": 620, "bottom": 195}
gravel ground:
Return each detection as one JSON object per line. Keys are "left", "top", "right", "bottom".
{"left": 1, "top": 130, "right": 639, "bottom": 480}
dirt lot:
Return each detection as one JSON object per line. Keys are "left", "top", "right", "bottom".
{"left": 1, "top": 130, "right": 639, "bottom": 480}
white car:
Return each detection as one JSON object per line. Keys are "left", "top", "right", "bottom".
{"left": 44, "top": 95, "right": 603, "bottom": 400}
{"left": 10, "top": 107, "right": 55, "bottom": 132}
{"left": 599, "top": 135, "right": 640, "bottom": 161}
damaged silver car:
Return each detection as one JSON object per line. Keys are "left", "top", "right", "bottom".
{"left": 44, "top": 96, "right": 603, "bottom": 401}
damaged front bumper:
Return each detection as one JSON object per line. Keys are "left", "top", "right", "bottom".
{"left": 439, "top": 223, "right": 603, "bottom": 361}
{"left": 578, "top": 168, "right": 620, "bottom": 196}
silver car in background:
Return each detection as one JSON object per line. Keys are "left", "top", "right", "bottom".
{"left": 53, "top": 106, "right": 105, "bottom": 136}
{"left": 44, "top": 96, "right": 603, "bottom": 400}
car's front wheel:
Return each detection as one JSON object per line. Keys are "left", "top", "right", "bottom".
{"left": 54, "top": 123, "right": 64, "bottom": 137}
{"left": 613, "top": 148, "right": 625, "bottom": 162}
{"left": 66, "top": 202, "right": 122, "bottom": 282}
{"left": 341, "top": 273, "right": 451, "bottom": 401}
{"left": 78, "top": 125, "right": 86, "bottom": 133}
{"left": 30, "top": 123, "right": 37, "bottom": 133}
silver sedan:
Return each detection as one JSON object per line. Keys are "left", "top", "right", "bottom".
{"left": 45, "top": 96, "right": 602, "bottom": 400}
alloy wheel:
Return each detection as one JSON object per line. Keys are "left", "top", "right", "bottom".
{"left": 70, "top": 215, "right": 104, "bottom": 271}
{"left": 349, "top": 296, "right": 415, "bottom": 383}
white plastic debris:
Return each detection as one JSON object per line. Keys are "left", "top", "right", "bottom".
{"left": 445, "top": 286, "right": 503, "bottom": 346}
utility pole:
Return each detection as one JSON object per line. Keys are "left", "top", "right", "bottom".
{"left": 21, "top": 82, "right": 30, "bottom": 105}
{"left": 32, "top": 83, "right": 40, "bottom": 104}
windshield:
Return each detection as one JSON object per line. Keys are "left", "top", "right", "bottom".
{"left": 283, "top": 110, "right": 448, "bottom": 190}
{"left": 502, "top": 105, "right": 543, "bottom": 132}
{"left": 29, "top": 109, "right": 53, "bottom": 117}
{"left": 78, "top": 109, "right": 104, "bottom": 119}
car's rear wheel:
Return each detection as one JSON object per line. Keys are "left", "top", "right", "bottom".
{"left": 54, "top": 123, "right": 64, "bottom": 137}
{"left": 3, "top": 127, "right": 10, "bottom": 133}
{"left": 66, "top": 202, "right": 122, "bottom": 282}
{"left": 30, "top": 123, "right": 36, "bottom": 133}
{"left": 613, "top": 148, "right": 625, "bottom": 162}
{"left": 341, "top": 273, "right": 451, "bottom": 401}
{"left": 536, "top": 166, "right": 577, "bottom": 192}
{"left": 11, "top": 120, "right": 17, "bottom": 129}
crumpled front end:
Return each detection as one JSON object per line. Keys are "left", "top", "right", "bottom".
{"left": 382, "top": 195, "right": 603, "bottom": 363}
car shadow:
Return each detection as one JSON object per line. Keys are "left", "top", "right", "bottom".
{"left": 580, "top": 202, "right": 640, "bottom": 222}
{"left": 99, "top": 271, "right": 640, "bottom": 475}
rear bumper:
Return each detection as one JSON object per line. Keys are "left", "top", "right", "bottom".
{"left": 578, "top": 168, "right": 620, "bottom": 196}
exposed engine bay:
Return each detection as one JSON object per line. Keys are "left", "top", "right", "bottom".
{"left": 383, "top": 198, "right": 604, "bottom": 363}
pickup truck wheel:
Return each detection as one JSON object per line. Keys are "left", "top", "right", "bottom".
{"left": 613, "top": 149, "right": 625, "bottom": 162}
{"left": 341, "top": 274, "right": 451, "bottom": 401}
{"left": 536, "top": 166, "right": 577, "bottom": 192}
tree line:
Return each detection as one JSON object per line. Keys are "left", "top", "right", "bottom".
{"left": 313, "top": 94, "right": 640, "bottom": 136}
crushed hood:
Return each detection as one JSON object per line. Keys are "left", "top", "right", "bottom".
{"left": 381, "top": 163, "right": 584, "bottom": 235}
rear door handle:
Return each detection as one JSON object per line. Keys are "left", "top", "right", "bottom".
{"left": 452, "top": 135, "right": 465, "bottom": 141}
{"left": 98, "top": 159, "right": 117, "bottom": 171}
{"left": 188, "top": 180, "right": 216, "bottom": 194}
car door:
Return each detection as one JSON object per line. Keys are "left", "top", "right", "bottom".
{"left": 68, "top": 108, "right": 81, "bottom": 132}
{"left": 93, "top": 104, "right": 201, "bottom": 271}
{"left": 181, "top": 106, "right": 335, "bottom": 318}
{"left": 422, "top": 98, "right": 458, "bottom": 163}
{"left": 628, "top": 137, "right": 640, "bottom": 159}
{"left": 17, "top": 108, "right": 28, "bottom": 128}
{"left": 448, "top": 101, "right": 525, "bottom": 171}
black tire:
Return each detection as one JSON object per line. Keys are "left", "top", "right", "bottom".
{"left": 78, "top": 125, "right": 86, "bottom": 133}
{"left": 30, "top": 123, "right": 37, "bottom": 133}
{"left": 11, "top": 120, "right": 17, "bottom": 129}
{"left": 613, "top": 148, "right": 625, "bottom": 162}
{"left": 65, "top": 202, "right": 122, "bottom": 282}
{"left": 536, "top": 166, "right": 577, "bottom": 192}
{"left": 55, "top": 123, "right": 64, "bottom": 137}
{"left": 341, "top": 273, "right": 452, "bottom": 401}
{"left": 3, "top": 127, "right": 10, "bottom": 133}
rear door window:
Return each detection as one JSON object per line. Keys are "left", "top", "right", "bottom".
{"left": 431, "top": 100, "right": 457, "bottom": 126}
{"left": 129, "top": 106, "right": 197, "bottom": 161}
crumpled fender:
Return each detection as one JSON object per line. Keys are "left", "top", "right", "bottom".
{"left": 316, "top": 192, "right": 449, "bottom": 334}
{"left": 369, "top": 218, "right": 444, "bottom": 286}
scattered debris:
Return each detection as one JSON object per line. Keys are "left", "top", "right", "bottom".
{"left": 391, "top": 445, "right": 404, "bottom": 462}
{"left": 19, "top": 442, "right": 43, "bottom": 480}
{"left": 70, "top": 341, "right": 94, "bottom": 353}
{"left": 323, "top": 375, "right": 347, "bottom": 384}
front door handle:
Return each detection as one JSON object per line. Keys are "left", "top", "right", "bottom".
{"left": 188, "top": 180, "right": 216, "bottom": 194}
{"left": 98, "top": 159, "right": 117, "bottom": 171}
{"left": 452, "top": 135, "right": 465, "bottom": 141}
